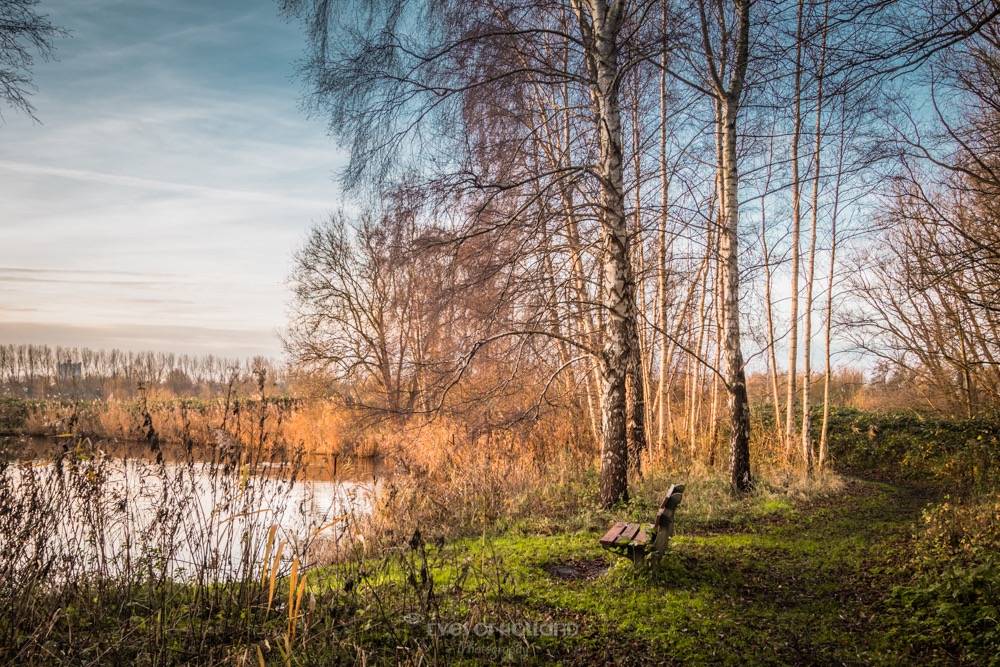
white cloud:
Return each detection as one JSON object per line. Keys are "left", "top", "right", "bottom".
{"left": 0, "top": 160, "right": 333, "bottom": 209}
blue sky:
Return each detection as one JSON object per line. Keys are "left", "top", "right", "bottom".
{"left": 1, "top": 0, "right": 342, "bottom": 359}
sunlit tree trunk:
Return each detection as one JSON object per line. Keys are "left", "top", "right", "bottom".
{"left": 656, "top": 0, "right": 671, "bottom": 459}
{"left": 819, "top": 213, "right": 836, "bottom": 472}
{"left": 760, "top": 135, "right": 783, "bottom": 439}
{"left": 719, "top": 96, "right": 752, "bottom": 491}
{"left": 627, "top": 76, "right": 648, "bottom": 476}
{"left": 688, "top": 220, "right": 712, "bottom": 460}
{"left": 802, "top": 0, "right": 830, "bottom": 474}
{"left": 573, "top": 0, "right": 641, "bottom": 507}
{"left": 819, "top": 99, "right": 846, "bottom": 473}
{"left": 785, "top": 0, "right": 806, "bottom": 458}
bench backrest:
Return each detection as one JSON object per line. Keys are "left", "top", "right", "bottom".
{"left": 648, "top": 484, "right": 685, "bottom": 558}
{"left": 653, "top": 483, "right": 685, "bottom": 544}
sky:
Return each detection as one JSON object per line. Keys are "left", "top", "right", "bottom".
{"left": 1, "top": 0, "right": 343, "bottom": 360}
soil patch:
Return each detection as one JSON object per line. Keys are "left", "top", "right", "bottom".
{"left": 542, "top": 558, "right": 608, "bottom": 581}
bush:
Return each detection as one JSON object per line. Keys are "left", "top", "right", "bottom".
{"left": 824, "top": 409, "right": 1000, "bottom": 492}
{"left": 892, "top": 496, "right": 1000, "bottom": 664}
{"left": 0, "top": 396, "right": 29, "bottom": 433}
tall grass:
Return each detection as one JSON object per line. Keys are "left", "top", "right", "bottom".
{"left": 0, "top": 389, "right": 372, "bottom": 665}
{"left": 6, "top": 395, "right": 361, "bottom": 458}
{"left": 0, "top": 379, "right": 870, "bottom": 664}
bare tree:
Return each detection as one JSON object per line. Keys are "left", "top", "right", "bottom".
{"left": 0, "top": 0, "right": 66, "bottom": 119}
{"left": 849, "top": 8, "right": 1000, "bottom": 417}
{"left": 287, "top": 212, "right": 416, "bottom": 413}
{"left": 280, "top": 0, "right": 678, "bottom": 506}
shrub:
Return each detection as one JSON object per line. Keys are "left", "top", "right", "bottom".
{"left": 0, "top": 396, "right": 29, "bottom": 432}
{"left": 892, "top": 496, "right": 1000, "bottom": 664}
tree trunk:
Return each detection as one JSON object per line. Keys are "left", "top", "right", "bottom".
{"left": 720, "top": 102, "right": 753, "bottom": 492}
{"left": 657, "top": 0, "right": 671, "bottom": 460}
{"left": 819, "top": 214, "right": 836, "bottom": 472}
{"left": 579, "top": 0, "right": 638, "bottom": 508}
{"left": 626, "top": 317, "right": 647, "bottom": 477}
{"left": 802, "top": 0, "right": 829, "bottom": 475}
{"left": 819, "top": 85, "right": 843, "bottom": 474}
{"left": 627, "top": 78, "right": 647, "bottom": 477}
{"left": 689, "top": 224, "right": 711, "bottom": 459}
{"left": 760, "top": 135, "right": 784, "bottom": 443}
{"left": 785, "top": 0, "right": 806, "bottom": 457}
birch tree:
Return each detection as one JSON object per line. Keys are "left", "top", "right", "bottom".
{"left": 665, "top": 0, "right": 754, "bottom": 490}
{"left": 784, "top": 0, "right": 806, "bottom": 456}
{"left": 281, "top": 0, "right": 675, "bottom": 506}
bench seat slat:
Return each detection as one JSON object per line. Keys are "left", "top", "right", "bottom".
{"left": 616, "top": 523, "right": 641, "bottom": 544}
{"left": 599, "top": 521, "right": 629, "bottom": 546}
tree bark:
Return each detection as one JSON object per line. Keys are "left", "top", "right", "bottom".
{"left": 656, "top": 0, "right": 670, "bottom": 460}
{"left": 819, "top": 214, "right": 836, "bottom": 472}
{"left": 575, "top": 0, "right": 639, "bottom": 507}
{"left": 627, "top": 77, "right": 648, "bottom": 476}
{"left": 720, "top": 99, "right": 752, "bottom": 492}
{"left": 802, "top": 0, "right": 830, "bottom": 474}
{"left": 785, "top": 0, "right": 806, "bottom": 458}
{"left": 761, "top": 169, "right": 783, "bottom": 439}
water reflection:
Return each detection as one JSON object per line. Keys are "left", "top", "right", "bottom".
{"left": 3, "top": 436, "right": 381, "bottom": 581}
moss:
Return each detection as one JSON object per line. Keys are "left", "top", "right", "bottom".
{"left": 272, "top": 475, "right": 959, "bottom": 665}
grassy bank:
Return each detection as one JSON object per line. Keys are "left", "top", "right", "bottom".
{"left": 221, "top": 475, "right": 952, "bottom": 666}
{"left": 2, "top": 408, "right": 999, "bottom": 665}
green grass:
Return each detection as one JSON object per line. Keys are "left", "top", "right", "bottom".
{"left": 273, "top": 473, "right": 962, "bottom": 666}
{"left": 5, "top": 408, "right": 1000, "bottom": 665}
{"left": 271, "top": 409, "right": 997, "bottom": 665}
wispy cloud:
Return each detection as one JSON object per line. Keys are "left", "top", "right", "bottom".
{"left": 0, "top": 0, "right": 342, "bottom": 358}
{"left": 0, "top": 275, "right": 182, "bottom": 288}
{"left": 0, "top": 267, "right": 175, "bottom": 277}
{"left": 0, "top": 160, "right": 332, "bottom": 209}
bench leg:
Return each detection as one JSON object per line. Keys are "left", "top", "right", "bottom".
{"left": 647, "top": 544, "right": 669, "bottom": 572}
{"left": 630, "top": 546, "right": 664, "bottom": 570}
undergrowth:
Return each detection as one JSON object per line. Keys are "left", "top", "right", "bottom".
{"left": 3, "top": 400, "right": 1000, "bottom": 664}
{"left": 823, "top": 408, "right": 1000, "bottom": 665}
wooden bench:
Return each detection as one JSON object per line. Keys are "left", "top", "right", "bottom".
{"left": 600, "top": 484, "right": 684, "bottom": 567}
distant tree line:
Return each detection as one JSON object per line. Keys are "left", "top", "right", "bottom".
{"left": 0, "top": 344, "right": 285, "bottom": 399}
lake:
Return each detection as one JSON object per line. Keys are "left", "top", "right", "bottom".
{"left": 1, "top": 435, "right": 382, "bottom": 582}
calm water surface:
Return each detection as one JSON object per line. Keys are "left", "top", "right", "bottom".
{"left": 5, "top": 436, "right": 382, "bottom": 580}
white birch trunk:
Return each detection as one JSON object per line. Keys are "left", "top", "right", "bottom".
{"left": 720, "top": 101, "right": 752, "bottom": 491}
{"left": 573, "top": 0, "right": 638, "bottom": 507}
{"left": 785, "top": 0, "right": 806, "bottom": 456}
{"left": 802, "top": 0, "right": 830, "bottom": 474}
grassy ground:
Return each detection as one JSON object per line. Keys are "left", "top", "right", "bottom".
{"left": 299, "top": 475, "right": 950, "bottom": 666}
{"left": 4, "top": 408, "right": 998, "bottom": 665}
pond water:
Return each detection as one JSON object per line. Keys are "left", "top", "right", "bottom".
{"left": 1, "top": 436, "right": 383, "bottom": 581}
